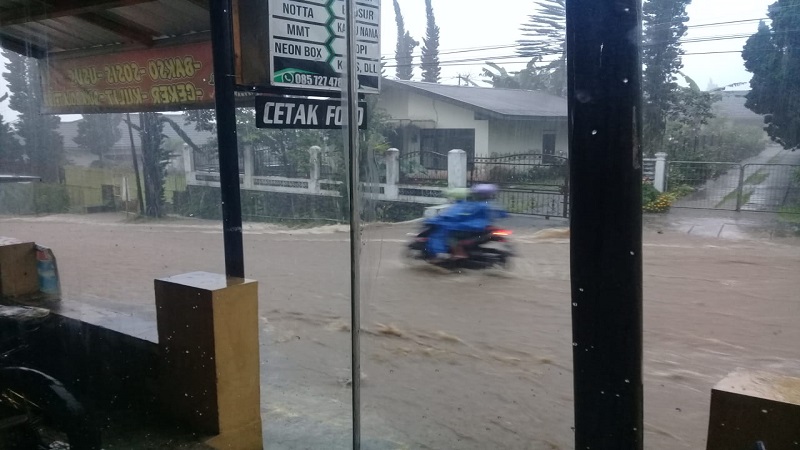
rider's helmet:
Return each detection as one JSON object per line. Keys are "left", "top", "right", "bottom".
{"left": 471, "top": 183, "right": 499, "bottom": 201}
{"left": 445, "top": 187, "right": 470, "bottom": 202}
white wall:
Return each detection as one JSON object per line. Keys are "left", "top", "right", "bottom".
{"left": 487, "top": 119, "right": 569, "bottom": 157}
{"left": 378, "top": 88, "right": 568, "bottom": 158}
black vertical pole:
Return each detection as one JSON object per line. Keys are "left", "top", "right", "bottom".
{"left": 344, "top": 1, "right": 362, "bottom": 448}
{"left": 209, "top": 0, "right": 245, "bottom": 278}
{"left": 566, "top": 0, "right": 644, "bottom": 448}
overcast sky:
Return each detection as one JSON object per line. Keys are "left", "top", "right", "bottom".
{"left": 382, "top": 0, "right": 774, "bottom": 88}
{"left": 0, "top": 0, "right": 776, "bottom": 123}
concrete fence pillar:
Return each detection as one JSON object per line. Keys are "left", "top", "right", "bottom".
{"left": 243, "top": 145, "right": 254, "bottom": 190}
{"left": 448, "top": 149, "right": 467, "bottom": 189}
{"left": 308, "top": 145, "right": 321, "bottom": 194}
{"left": 654, "top": 152, "right": 668, "bottom": 192}
{"left": 385, "top": 148, "right": 400, "bottom": 200}
{"left": 182, "top": 143, "right": 194, "bottom": 173}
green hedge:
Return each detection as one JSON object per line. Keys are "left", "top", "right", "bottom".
{"left": 0, "top": 183, "right": 70, "bottom": 215}
{"left": 175, "top": 185, "right": 426, "bottom": 224}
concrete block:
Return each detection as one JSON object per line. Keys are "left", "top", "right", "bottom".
{"left": 155, "top": 272, "right": 262, "bottom": 449}
{"left": 707, "top": 369, "right": 800, "bottom": 450}
{"left": 0, "top": 237, "right": 38, "bottom": 298}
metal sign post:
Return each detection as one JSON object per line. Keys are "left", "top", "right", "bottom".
{"left": 210, "top": 0, "right": 245, "bottom": 279}
{"left": 344, "top": 0, "right": 362, "bottom": 447}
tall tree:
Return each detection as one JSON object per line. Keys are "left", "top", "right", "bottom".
{"left": 393, "top": 0, "right": 418, "bottom": 80}
{"left": 742, "top": 3, "right": 800, "bottom": 150}
{"left": 138, "top": 112, "right": 169, "bottom": 218}
{"left": 420, "top": 0, "right": 441, "bottom": 83}
{"left": 518, "top": 0, "right": 565, "bottom": 58}
{"left": 73, "top": 114, "right": 123, "bottom": 166}
{"left": 2, "top": 50, "right": 64, "bottom": 182}
{"left": 518, "top": 0, "right": 566, "bottom": 96}
{"left": 641, "top": 0, "right": 692, "bottom": 153}
{"left": 0, "top": 94, "right": 23, "bottom": 169}
{"left": 483, "top": 0, "right": 567, "bottom": 97}
{"left": 0, "top": 111, "right": 23, "bottom": 169}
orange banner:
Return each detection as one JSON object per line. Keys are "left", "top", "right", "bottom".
{"left": 41, "top": 41, "right": 215, "bottom": 114}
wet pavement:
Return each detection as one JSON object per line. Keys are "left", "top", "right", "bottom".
{"left": 644, "top": 207, "right": 800, "bottom": 240}
{"left": 3, "top": 208, "right": 797, "bottom": 449}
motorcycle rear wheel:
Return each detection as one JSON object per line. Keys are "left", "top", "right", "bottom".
{"left": 0, "top": 367, "right": 101, "bottom": 450}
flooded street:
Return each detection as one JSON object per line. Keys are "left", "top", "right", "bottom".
{"left": 2, "top": 212, "right": 798, "bottom": 449}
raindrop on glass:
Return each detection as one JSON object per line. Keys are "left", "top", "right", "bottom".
{"left": 591, "top": 130, "right": 598, "bottom": 135}
{"left": 625, "top": 379, "right": 630, "bottom": 383}
{"left": 762, "top": 409, "right": 768, "bottom": 414}
{"left": 579, "top": 288, "right": 584, "bottom": 292}
{"left": 573, "top": 342, "right": 578, "bottom": 347}
{"left": 622, "top": 78, "right": 629, "bottom": 84}
{"left": 573, "top": 302, "right": 578, "bottom": 307}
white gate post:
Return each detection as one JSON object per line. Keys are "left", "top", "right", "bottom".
{"left": 654, "top": 152, "right": 668, "bottom": 192}
{"left": 308, "top": 145, "right": 321, "bottom": 194}
{"left": 243, "top": 144, "right": 254, "bottom": 189}
{"left": 385, "top": 148, "right": 399, "bottom": 200}
{"left": 448, "top": 149, "right": 467, "bottom": 189}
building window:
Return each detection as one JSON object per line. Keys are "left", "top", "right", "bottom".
{"left": 542, "top": 132, "right": 557, "bottom": 164}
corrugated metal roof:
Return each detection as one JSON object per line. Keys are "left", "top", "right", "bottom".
{"left": 0, "top": 0, "right": 209, "bottom": 55}
{"left": 383, "top": 79, "right": 568, "bottom": 119}
{"left": 59, "top": 113, "right": 215, "bottom": 153}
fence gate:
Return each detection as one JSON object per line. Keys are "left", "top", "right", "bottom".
{"left": 470, "top": 153, "right": 569, "bottom": 218}
{"left": 667, "top": 161, "right": 800, "bottom": 213}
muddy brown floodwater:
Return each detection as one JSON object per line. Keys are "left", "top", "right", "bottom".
{"left": 1, "top": 213, "right": 798, "bottom": 449}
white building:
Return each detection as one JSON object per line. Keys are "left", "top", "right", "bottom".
{"left": 378, "top": 79, "right": 569, "bottom": 163}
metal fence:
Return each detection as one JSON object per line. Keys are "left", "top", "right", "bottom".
{"left": 739, "top": 164, "right": 800, "bottom": 213}
{"left": 398, "top": 150, "right": 448, "bottom": 185}
{"left": 667, "top": 161, "right": 800, "bottom": 213}
{"left": 470, "top": 154, "right": 569, "bottom": 218}
{"left": 254, "top": 150, "right": 307, "bottom": 178}
{"left": 643, "top": 158, "right": 656, "bottom": 181}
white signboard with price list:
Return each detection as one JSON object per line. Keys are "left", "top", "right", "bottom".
{"left": 268, "top": 0, "right": 381, "bottom": 94}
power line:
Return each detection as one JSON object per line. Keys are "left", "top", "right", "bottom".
{"left": 381, "top": 15, "right": 772, "bottom": 60}
{"left": 383, "top": 27, "right": 788, "bottom": 69}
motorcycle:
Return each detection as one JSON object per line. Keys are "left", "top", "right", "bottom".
{"left": 404, "top": 224, "right": 515, "bottom": 270}
{"left": 0, "top": 305, "right": 102, "bottom": 450}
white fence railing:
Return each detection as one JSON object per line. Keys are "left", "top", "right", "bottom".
{"left": 185, "top": 147, "right": 473, "bottom": 205}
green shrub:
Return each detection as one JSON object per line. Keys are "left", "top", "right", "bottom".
{"left": 642, "top": 182, "right": 660, "bottom": 205}
{"left": 33, "top": 184, "right": 70, "bottom": 213}
{"left": 669, "top": 184, "right": 694, "bottom": 198}
{"left": 0, "top": 183, "right": 69, "bottom": 214}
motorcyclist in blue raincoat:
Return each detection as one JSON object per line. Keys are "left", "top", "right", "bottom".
{"left": 424, "top": 184, "right": 507, "bottom": 260}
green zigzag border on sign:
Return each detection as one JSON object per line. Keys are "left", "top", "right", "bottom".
{"left": 324, "top": 0, "right": 336, "bottom": 64}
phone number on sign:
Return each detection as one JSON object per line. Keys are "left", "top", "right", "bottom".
{"left": 281, "top": 73, "right": 341, "bottom": 88}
